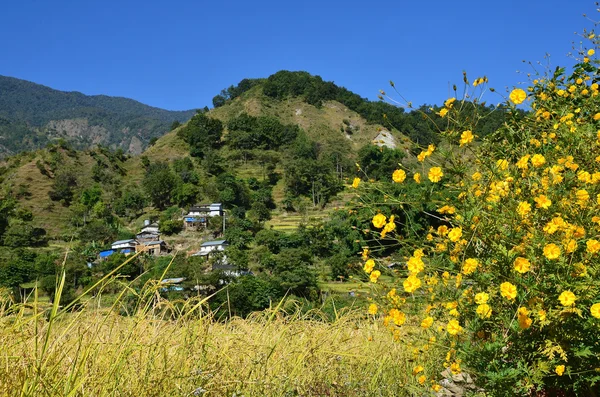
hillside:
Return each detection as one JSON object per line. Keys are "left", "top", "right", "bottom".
{"left": 0, "top": 75, "right": 196, "bottom": 157}
{"left": 0, "top": 70, "right": 512, "bottom": 240}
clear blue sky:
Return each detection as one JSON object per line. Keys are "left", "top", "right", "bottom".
{"left": 0, "top": 0, "right": 594, "bottom": 111}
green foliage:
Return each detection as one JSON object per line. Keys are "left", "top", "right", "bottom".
{"left": 328, "top": 251, "right": 352, "bottom": 280}
{"left": 160, "top": 219, "right": 183, "bottom": 236}
{"left": 77, "top": 220, "right": 116, "bottom": 244}
{"left": 271, "top": 248, "right": 318, "bottom": 298}
{"left": 227, "top": 113, "right": 299, "bottom": 150}
{"left": 114, "top": 188, "right": 146, "bottom": 219}
{"left": 142, "top": 162, "right": 178, "bottom": 209}
{"left": 48, "top": 169, "right": 78, "bottom": 205}
{"left": 2, "top": 221, "right": 47, "bottom": 248}
{"left": 212, "top": 78, "right": 263, "bottom": 108}
{"left": 177, "top": 113, "right": 223, "bottom": 158}
{"left": 210, "top": 274, "right": 281, "bottom": 317}
{"left": 216, "top": 173, "right": 250, "bottom": 208}
{"left": 0, "top": 75, "right": 195, "bottom": 156}
{"left": 357, "top": 144, "right": 405, "bottom": 181}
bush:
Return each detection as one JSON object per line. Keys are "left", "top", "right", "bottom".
{"left": 361, "top": 32, "right": 600, "bottom": 395}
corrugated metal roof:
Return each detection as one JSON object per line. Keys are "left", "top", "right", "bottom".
{"left": 161, "top": 277, "right": 185, "bottom": 284}
{"left": 142, "top": 240, "right": 165, "bottom": 246}
{"left": 112, "top": 239, "right": 136, "bottom": 245}
{"left": 200, "top": 240, "right": 227, "bottom": 246}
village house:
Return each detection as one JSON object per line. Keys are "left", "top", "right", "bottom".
{"left": 99, "top": 238, "right": 139, "bottom": 259}
{"left": 191, "top": 239, "right": 229, "bottom": 258}
{"left": 111, "top": 239, "right": 138, "bottom": 254}
{"left": 136, "top": 240, "right": 168, "bottom": 256}
{"left": 183, "top": 203, "right": 223, "bottom": 230}
{"left": 136, "top": 220, "right": 160, "bottom": 242}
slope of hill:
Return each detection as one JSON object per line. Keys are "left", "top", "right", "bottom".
{"left": 0, "top": 75, "right": 196, "bottom": 157}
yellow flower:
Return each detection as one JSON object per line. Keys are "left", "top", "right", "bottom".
{"left": 363, "top": 259, "right": 375, "bottom": 274}
{"left": 413, "top": 365, "right": 425, "bottom": 375}
{"left": 450, "top": 361, "right": 462, "bottom": 375}
{"left": 588, "top": 49, "right": 595, "bottom": 56}
{"left": 428, "top": 167, "right": 443, "bottom": 183}
{"left": 590, "top": 303, "right": 600, "bottom": 318}
{"left": 389, "top": 308, "right": 406, "bottom": 325}
{"left": 462, "top": 258, "right": 479, "bottom": 275}
{"left": 516, "top": 155, "right": 530, "bottom": 169}
{"left": 438, "top": 205, "right": 455, "bottom": 214}
{"left": 476, "top": 303, "right": 492, "bottom": 319}
{"left": 446, "top": 319, "right": 463, "bottom": 335}
{"left": 565, "top": 239, "right": 577, "bottom": 254}
{"left": 421, "top": 316, "right": 434, "bottom": 328}
{"left": 530, "top": 154, "right": 546, "bottom": 167}
{"left": 352, "top": 177, "right": 360, "bottom": 189}
{"left": 392, "top": 169, "right": 406, "bottom": 183}
{"left": 555, "top": 365, "right": 565, "bottom": 376}
{"left": 459, "top": 130, "right": 474, "bottom": 146}
{"left": 368, "top": 303, "right": 378, "bottom": 315}
{"left": 403, "top": 275, "right": 422, "bottom": 293}
{"left": 576, "top": 189, "right": 590, "bottom": 205}
{"left": 448, "top": 227, "right": 462, "bottom": 242}
{"left": 369, "top": 270, "right": 381, "bottom": 283}
{"left": 513, "top": 257, "right": 531, "bottom": 274}
{"left": 418, "top": 375, "right": 427, "bottom": 385}
{"left": 558, "top": 290, "right": 577, "bottom": 306}
{"left": 543, "top": 243, "right": 561, "bottom": 260}
{"left": 509, "top": 88, "right": 527, "bottom": 104}
{"left": 474, "top": 292, "right": 489, "bottom": 304}
{"left": 496, "top": 159, "right": 509, "bottom": 170}
{"left": 500, "top": 282, "right": 517, "bottom": 300}
{"left": 372, "top": 213, "right": 387, "bottom": 229}
{"left": 444, "top": 97, "right": 456, "bottom": 108}
{"left": 407, "top": 256, "right": 425, "bottom": 274}
{"left": 534, "top": 194, "right": 552, "bottom": 209}
{"left": 413, "top": 172, "right": 421, "bottom": 183}
{"left": 517, "top": 201, "right": 531, "bottom": 217}
{"left": 438, "top": 108, "right": 449, "bottom": 117}
{"left": 518, "top": 315, "right": 532, "bottom": 329}
{"left": 586, "top": 239, "right": 600, "bottom": 254}
{"left": 361, "top": 247, "right": 369, "bottom": 260}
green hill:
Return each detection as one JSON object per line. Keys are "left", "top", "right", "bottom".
{"left": 0, "top": 75, "right": 196, "bottom": 157}
{"left": 0, "top": 70, "right": 511, "bottom": 239}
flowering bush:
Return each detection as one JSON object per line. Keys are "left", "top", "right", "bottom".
{"left": 361, "top": 27, "right": 600, "bottom": 395}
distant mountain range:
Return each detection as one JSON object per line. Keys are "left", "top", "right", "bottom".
{"left": 0, "top": 75, "right": 196, "bottom": 157}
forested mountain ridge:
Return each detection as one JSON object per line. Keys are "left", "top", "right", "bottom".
{"left": 0, "top": 75, "right": 196, "bottom": 157}
{"left": 0, "top": 70, "right": 513, "bottom": 239}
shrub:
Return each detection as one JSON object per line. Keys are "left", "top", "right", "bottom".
{"left": 361, "top": 30, "right": 600, "bottom": 395}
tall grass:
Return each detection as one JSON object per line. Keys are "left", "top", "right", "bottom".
{"left": 0, "top": 256, "right": 433, "bottom": 396}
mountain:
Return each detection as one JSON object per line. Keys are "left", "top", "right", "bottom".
{"left": 0, "top": 75, "right": 196, "bottom": 157}
{"left": 0, "top": 71, "right": 511, "bottom": 238}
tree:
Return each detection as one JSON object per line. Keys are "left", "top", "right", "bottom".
{"left": 357, "top": 144, "right": 405, "bottom": 181}
{"left": 114, "top": 188, "right": 146, "bottom": 218}
{"left": 272, "top": 248, "right": 318, "bottom": 298}
{"left": 0, "top": 197, "right": 16, "bottom": 241}
{"left": 177, "top": 113, "right": 223, "bottom": 158}
{"left": 142, "top": 162, "right": 177, "bottom": 209}
{"left": 48, "top": 169, "right": 77, "bottom": 205}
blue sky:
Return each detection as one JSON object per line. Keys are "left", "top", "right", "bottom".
{"left": 0, "top": 0, "right": 594, "bottom": 111}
